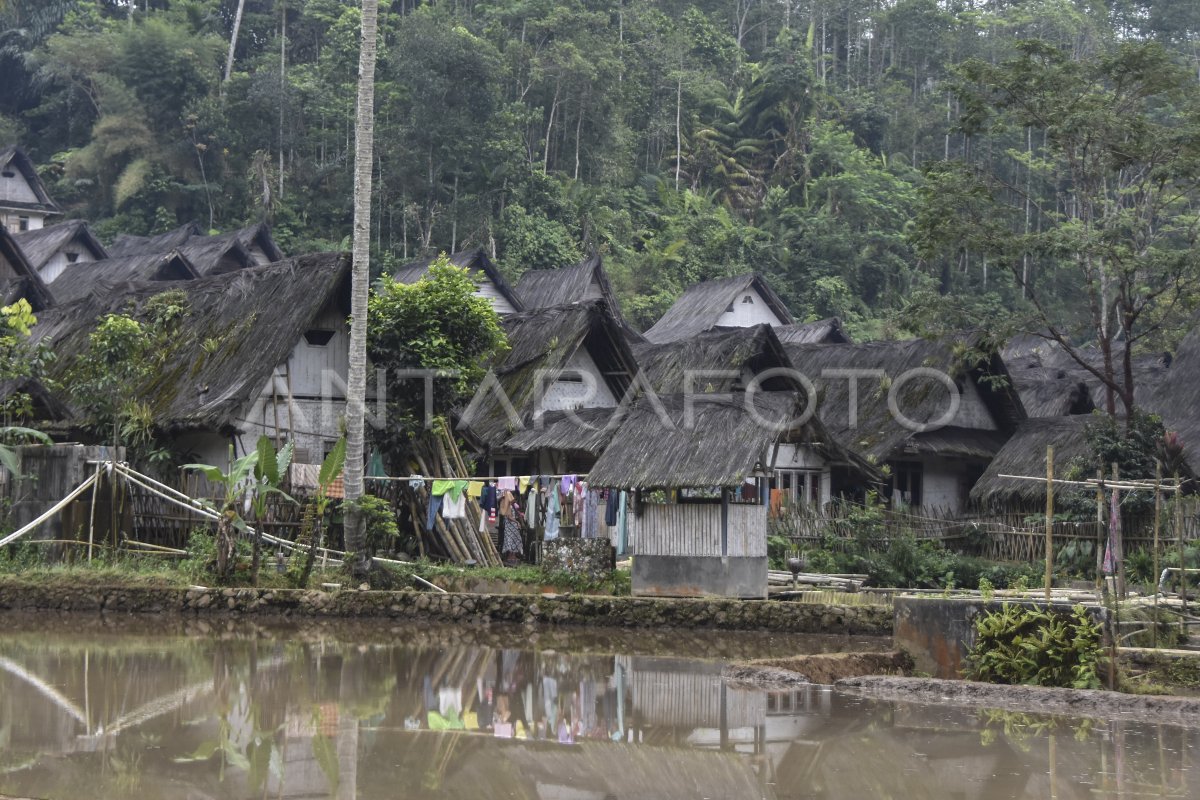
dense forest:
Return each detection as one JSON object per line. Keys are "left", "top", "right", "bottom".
{"left": 2, "top": 0, "right": 1199, "bottom": 342}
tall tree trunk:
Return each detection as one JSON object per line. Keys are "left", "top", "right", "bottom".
{"left": 343, "top": 0, "right": 380, "bottom": 578}
{"left": 223, "top": 0, "right": 246, "bottom": 84}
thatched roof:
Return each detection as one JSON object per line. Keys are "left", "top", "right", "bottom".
{"left": 458, "top": 300, "right": 637, "bottom": 450}
{"left": 50, "top": 250, "right": 199, "bottom": 304}
{"left": 176, "top": 234, "right": 254, "bottom": 275}
{"left": 0, "top": 226, "right": 55, "bottom": 311}
{"left": 513, "top": 254, "right": 635, "bottom": 334}
{"left": 642, "top": 274, "right": 794, "bottom": 344}
{"left": 784, "top": 335, "right": 1025, "bottom": 462}
{"left": 1149, "top": 318, "right": 1200, "bottom": 470}
{"left": 0, "top": 146, "right": 61, "bottom": 216}
{"left": 31, "top": 253, "right": 349, "bottom": 433}
{"left": 587, "top": 392, "right": 829, "bottom": 489}
{"left": 107, "top": 222, "right": 201, "bottom": 258}
{"left": 218, "top": 222, "right": 284, "bottom": 264}
{"left": 1004, "top": 334, "right": 1168, "bottom": 415}
{"left": 775, "top": 317, "right": 852, "bottom": 344}
{"left": 391, "top": 248, "right": 524, "bottom": 312}
{"left": 969, "top": 415, "right": 1094, "bottom": 507}
{"left": 11, "top": 220, "right": 108, "bottom": 273}
{"left": 502, "top": 406, "right": 620, "bottom": 456}
{"left": 631, "top": 324, "right": 798, "bottom": 394}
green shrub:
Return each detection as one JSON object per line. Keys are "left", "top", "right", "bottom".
{"left": 964, "top": 603, "right": 1105, "bottom": 689}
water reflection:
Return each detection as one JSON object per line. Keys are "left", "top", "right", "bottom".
{"left": 0, "top": 618, "right": 1195, "bottom": 800}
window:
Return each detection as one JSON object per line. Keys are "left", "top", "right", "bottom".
{"left": 771, "top": 469, "right": 822, "bottom": 509}
{"left": 1, "top": 170, "right": 14, "bottom": 178}
{"left": 17, "top": 217, "right": 28, "bottom": 232}
{"left": 891, "top": 462, "right": 923, "bottom": 509}
{"left": 65, "top": 251, "right": 80, "bottom": 264}
{"left": 303, "top": 329, "right": 335, "bottom": 346}
{"left": 725, "top": 302, "right": 734, "bottom": 313}
{"left": 741, "top": 294, "right": 754, "bottom": 304}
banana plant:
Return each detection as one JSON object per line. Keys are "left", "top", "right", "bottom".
{"left": 292, "top": 438, "right": 346, "bottom": 588}
{"left": 249, "top": 435, "right": 296, "bottom": 585}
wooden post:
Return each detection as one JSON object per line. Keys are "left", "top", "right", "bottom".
{"left": 1153, "top": 461, "right": 1162, "bottom": 649}
{"left": 1113, "top": 462, "right": 1126, "bottom": 599}
{"left": 1177, "top": 471, "right": 1188, "bottom": 630}
{"left": 87, "top": 462, "right": 101, "bottom": 563}
{"left": 1045, "top": 445, "right": 1054, "bottom": 602}
{"left": 1095, "top": 468, "right": 1105, "bottom": 589}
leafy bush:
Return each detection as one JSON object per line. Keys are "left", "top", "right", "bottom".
{"left": 964, "top": 603, "right": 1105, "bottom": 689}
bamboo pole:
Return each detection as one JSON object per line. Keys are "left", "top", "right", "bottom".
{"left": 1114, "top": 462, "right": 1126, "bottom": 599}
{"left": 1153, "top": 461, "right": 1162, "bottom": 649}
{"left": 1045, "top": 445, "right": 1054, "bottom": 602}
{"left": 1177, "top": 471, "right": 1188, "bottom": 635}
{"left": 87, "top": 462, "right": 101, "bottom": 563}
{"left": 1096, "top": 468, "right": 1105, "bottom": 590}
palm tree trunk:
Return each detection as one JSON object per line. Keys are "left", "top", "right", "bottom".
{"left": 223, "top": 0, "right": 247, "bottom": 84}
{"left": 343, "top": 0, "right": 380, "bottom": 577}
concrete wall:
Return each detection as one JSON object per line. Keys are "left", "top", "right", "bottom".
{"left": 633, "top": 555, "right": 768, "bottom": 599}
{"left": 894, "top": 596, "right": 1108, "bottom": 679}
{"left": 0, "top": 579, "right": 893, "bottom": 634}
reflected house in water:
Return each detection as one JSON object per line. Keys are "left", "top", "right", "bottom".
{"left": 0, "top": 623, "right": 1196, "bottom": 800}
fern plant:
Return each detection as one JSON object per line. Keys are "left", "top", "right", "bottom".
{"left": 964, "top": 603, "right": 1105, "bottom": 689}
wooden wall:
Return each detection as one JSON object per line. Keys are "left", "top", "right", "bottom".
{"left": 630, "top": 502, "right": 767, "bottom": 557}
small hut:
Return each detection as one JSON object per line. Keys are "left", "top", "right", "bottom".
{"left": 391, "top": 248, "right": 524, "bottom": 315}
{"left": 586, "top": 392, "right": 840, "bottom": 598}
{"left": 642, "top": 273, "right": 794, "bottom": 344}
{"left": 11, "top": 219, "right": 109, "bottom": 283}
{"left": 107, "top": 222, "right": 201, "bottom": 258}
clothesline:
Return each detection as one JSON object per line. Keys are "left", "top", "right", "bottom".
{"left": 366, "top": 473, "right": 590, "bottom": 482}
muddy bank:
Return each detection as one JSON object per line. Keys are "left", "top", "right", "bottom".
{"left": 727, "top": 651, "right": 912, "bottom": 686}
{"left": 0, "top": 578, "right": 892, "bottom": 634}
{"left": 837, "top": 676, "right": 1200, "bottom": 726}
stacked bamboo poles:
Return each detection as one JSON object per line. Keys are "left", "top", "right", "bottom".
{"left": 403, "top": 428, "right": 501, "bottom": 567}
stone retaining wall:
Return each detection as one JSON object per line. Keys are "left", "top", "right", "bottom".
{"left": 0, "top": 580, "right": 891, "bottom": 634}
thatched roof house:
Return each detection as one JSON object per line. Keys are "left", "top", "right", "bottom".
{"left": 50, "top": 250, "right": 199, "bottom": 304}
{"left": 11, "top": 220, "right": 108, "bottom": 282}
{"left": 458, "top": 300, "right": 637, "bottom": 467}
{"left": 391, "top": 248, "right": 523, "bottom": 314}
{"left": 642, "top": 274, "right": 794, "bottom": 344}
{"left": 631, "top": 324, "right": 798, "bottom": 395}
{"left": 969, "top": 415, "right": 1094, "bottom": 508}
{"left": 0, "top": 146, "right": 61, "bottom": 233}
{"left": 218, "top": 222, "right": 285, "bottom": 265}
{"left": 0, "top": 226, "right": 55, "bottom": 311}
{"left": 586, "top": 391, "right": 861, "bottom": 598}
{"left": 775, "top": 317, "right": 852, "bottom": 344}
{"left": 31, "top": 253, "right": 351, "bottom": 464}
{"left": 175, "top": 234, "right": 255, "bottom": 276}
{"left": 784, "top": 335, "right": 1024, "bottom": 512}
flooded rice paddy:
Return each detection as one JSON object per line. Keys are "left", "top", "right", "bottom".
{"left": 0, "top": 613, "right": 1196, "bottom": 799}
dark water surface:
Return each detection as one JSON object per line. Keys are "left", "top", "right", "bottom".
{"left": 0, "top": 613, "right": 1195, "bottom": 799}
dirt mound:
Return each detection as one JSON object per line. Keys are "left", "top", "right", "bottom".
{"left": 727, "top": 651, "right": 912, "bottom": 687}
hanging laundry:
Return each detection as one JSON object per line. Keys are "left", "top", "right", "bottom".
{"left": 561, "top": 474, "right": 577, "bottom": 496}
{"left": 480, "top": 483, "right": 497, "bottom": 514}
{"left": 467, "top": 481, "right": 484, "bottom": 499}
{"left": 526, "top": 486, "right": 540, "bottom": 529}
{"left": 544, "top": 489, "right": 560, "bottom": 541}
{"left": 431, "top": 479, "right": 457, "bottom": 497}
{"left": 583, "top": 488, "right": 600, "bottom": 539}
{"left": 408, "top": 474, "right": 425, "bottom": 492}
{"left": 573, "top": 482, "right": 585, "bottom": 524}
{"left": 443, "top": 490, "right": 467, "bottom": 520}
{"left": 519, "top": 476, "right": 531, "bottom": 494}
{"left": 498, "top": 476, "right": 517, "bottom": 492}
{"left": 616, "top": 491, "right": 628, "bottom": 555}
{"left": 604, "top": 490, "right": 618, "bottom": 527}
{"left": 425, "top": 494, "right": 444, "bottom": 532}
